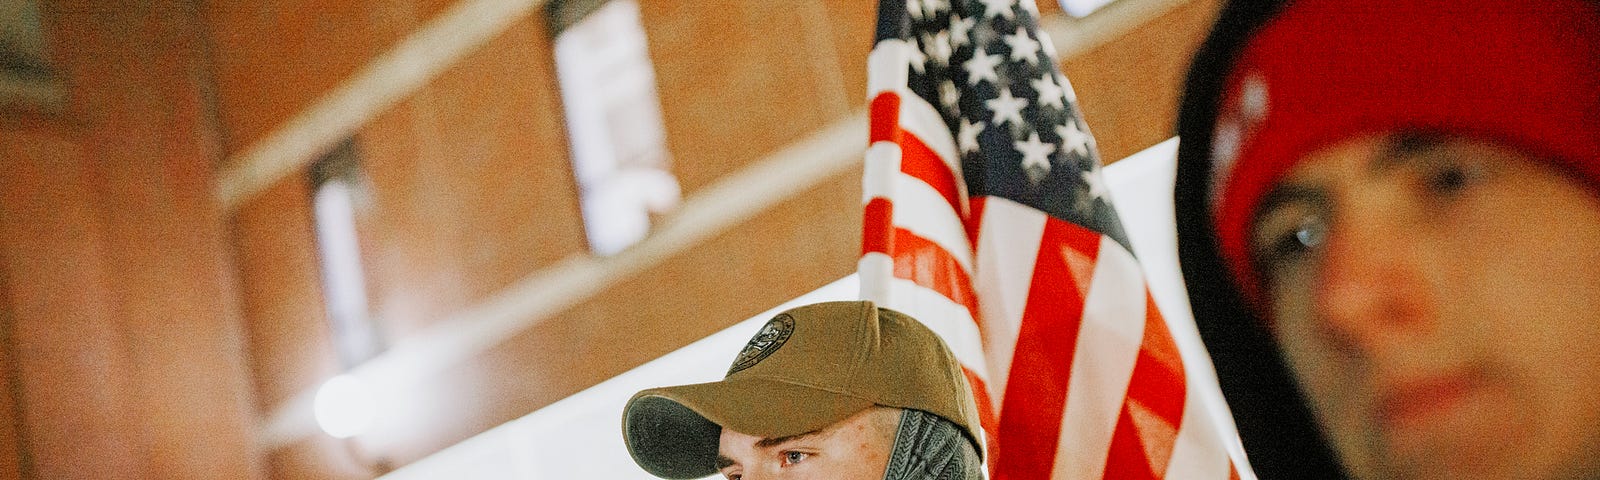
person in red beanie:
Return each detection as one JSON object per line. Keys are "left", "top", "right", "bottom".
{"left": 1173, "top": 0, "right": 1600, "bottom": 479}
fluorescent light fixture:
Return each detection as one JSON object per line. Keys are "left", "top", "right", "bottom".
{"left": 314, "top": 374, "right": 378, "bottom": 439}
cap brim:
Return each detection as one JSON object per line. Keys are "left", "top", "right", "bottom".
{"left": 622, "top": 377, "right": 875, "bottom": 479}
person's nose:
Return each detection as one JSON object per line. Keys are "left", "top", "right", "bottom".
{"left": 1310, "top": 205, "right": 1438, "bottom": 355}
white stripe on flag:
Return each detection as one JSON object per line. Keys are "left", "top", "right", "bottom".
{"left": 1052, "top": 235, "right": 1148, "bottom": 480}
{"left": 885, "top": 276, "right": 990, "bottom": 384}
{"left": 1163, "top": 377, "right": 1235, "bottom": 480}
{"left": 973, "top": 197, "right": 1046, "bottom": 407}
{"left": 867, "top": 39, "right": 911, "bottom": 96}
{"left": 859, "top": 253, "right": 895, "bottom": 307}
{"left": 892, "top": 172, "right": 974, "bottom": 274}
{"left": 863, "top": 142, "right": 901, "bottom": 204}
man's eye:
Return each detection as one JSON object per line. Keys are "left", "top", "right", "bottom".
{"left": 1266, "top": 215, "right": 1327, "bottom": 261}
{"left": 782, "top": 451, "right": 810, "bottom": 465}
{"left": 1287, "top": 216, "right": 1327, "bottom": 255}
{"left": 1251, "top": 211, "right": 1328, "bottom": 284}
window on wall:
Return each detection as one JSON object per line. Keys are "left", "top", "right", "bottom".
{"left": 310, "top": 139, "right": 385, "bottom": 367}
{"left": 0, "top": 0, "right": 60, "bottom": 109}
{"left": 551, "top": 0, "right": 681, "bottom": 256}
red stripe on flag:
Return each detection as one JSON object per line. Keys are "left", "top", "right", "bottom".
{"left": 899, "top": 132, "right": 962, "bottom": 215}
{"left": 1103, "top": 293, "right": 1189, "bottom": 479}
{"left": 870, "top": 93, "right": 901, "bottom": 144}
{"left": 890, "top": 226, "right": 978, "bottom": 318}
{"left": 863, "top": 198, "right": 894, "bottom": 255}
{"left": 965, "top": 196, "right": 986, "bottom": 247}
{"left": 963, "top": 366, "right": 1001, "bottom": 461}
{"left": 1132, "top": 295, "right": 1187, "bottom": 425}
{"left": 991, "top": 218, "right": 1105, "bottom": 480}
{"left": 1104, "top": 406, "right": 1162, "bottom": 480}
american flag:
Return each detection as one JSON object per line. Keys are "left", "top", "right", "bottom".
{"left": 859, "top": 0, "right": 1252, "bottom": 478}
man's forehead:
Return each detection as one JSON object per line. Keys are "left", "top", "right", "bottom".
{"left": 756, "top": 431, "right": 820, "bottom": 448}
{"left": 715, "top": 407, "right": 900, "bottom": 463}
{"left": 1274, "top": 131, "right": 1455, "bottom": 186}
{"left": 721, "top": 428, "right": 823, "bottom": 450}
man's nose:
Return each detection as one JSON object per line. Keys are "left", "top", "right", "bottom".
{"left": 1310, "top": 207, "right": 1438, "bottom": 354}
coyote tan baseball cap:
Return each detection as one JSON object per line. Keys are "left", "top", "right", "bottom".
{"left": 621, "top": 300, "right": 983, "bottom": 479}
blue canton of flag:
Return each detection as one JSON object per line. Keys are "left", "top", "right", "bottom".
{"left": 885, "top": 0, "right": 1132, "bottom": 252}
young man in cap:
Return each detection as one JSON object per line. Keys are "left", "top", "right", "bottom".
{"left": 622, "top": 301, "right": 984, "bottom": 479}
{"left": 1173, "top": 0, "right": 1600, "bottom": 479}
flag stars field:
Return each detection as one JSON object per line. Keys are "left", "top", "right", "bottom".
{"left": 958, "top": 119, "right": 985, "bottom": 155}
{"left": 1004, "top": 27, "right": 1041, "bottom": 65}
{"left": 1080, "top": 167, "right": 1107, "bottom": 201}
{"left": 924, "top": 30, "right": 954, "bottom": 67}
{"left": 1058, "top": 119, "right": 1092, "bottom": 159}
{"left": 1032, "top": 73, "right": 1065, "bottom": 110}
{"left": 950, "top": 15, "right": 975, "bottom": 46}
{"left": 979, "top": 0, "right": 1017, "bottom": 20}
{"left": 1015, "top": 131, "right": 1057, "bottom": 184}
{"left": 985, "top": 86, "right": 1028, "bottom": 131}
{"left": 909, "top": 37, "right": 930, "bottom": 74}
{"left": 940, "top": 80, "right": 962, "bottom": 112}
{"left": 963, "top": 46, "right": 1001, "bottom": 86}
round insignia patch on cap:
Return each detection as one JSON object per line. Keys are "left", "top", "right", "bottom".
{"left": 726, "top": 313, "right": 796, "bottom": 376}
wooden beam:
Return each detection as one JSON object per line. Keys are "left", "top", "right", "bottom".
{"left": 215, "top": 0, "right": 551, "bottom": 213}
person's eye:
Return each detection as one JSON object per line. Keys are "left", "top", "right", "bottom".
{"left": 1266, "top": 215, "right": 1326, "bottom": 261}
{"left": 1272, "top": 216, "right": 1326, "bottom": 262}
{"left": 782, "top": 451, "right": 810, "bottom": 465}
{"left": 1251, "top": 211, "right": 1328, "bottom": 278}
{"left": 721, "top": 472, "right": 740, "bottom": 480}
{"left": 1287, "top": 216, "right": 1328, "bottom": 256}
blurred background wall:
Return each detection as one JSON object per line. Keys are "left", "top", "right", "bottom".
{"left": 0, "top": 0, "right": 1220, "bottom": 478}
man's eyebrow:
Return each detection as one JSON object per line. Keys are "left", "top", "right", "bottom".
{"left": 755, "top": 430, "right": 819, "bottom": 449}
{"left": 715, "top": 455, "right": 735, "bottom": 470}
{"left": 1254, "top": 184, "right": 1328, "bottom": 222}
{"left": 1373, "top": 130, "right": 1449, "bottom": 171}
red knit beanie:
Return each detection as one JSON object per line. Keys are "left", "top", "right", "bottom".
{"left": 1209, "top": 0, "right": 1600, "bottom": 304}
